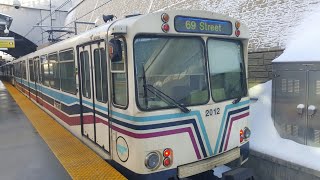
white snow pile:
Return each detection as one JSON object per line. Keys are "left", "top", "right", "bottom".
{"left": 249, "top": 81, "right": 320, "bottom": 171}
{"left": 273, "top": 6, "right": 320, "bottom": 62}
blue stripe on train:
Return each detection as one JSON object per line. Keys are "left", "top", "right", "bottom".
{"left": 21, "top": 79, "right": 251, "bottom": 157}
{"left": 214, "top": 100, "right": 250, "bottom": 154}
{"left": 112, "top": 118, "right": 207, "bottom": 157}
{"left": 218, "top": 106, "right": 249, "bottom": 153}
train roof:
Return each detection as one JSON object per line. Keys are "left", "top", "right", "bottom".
{"left": 6, "top": 10, "right": 249, "bottom": 65}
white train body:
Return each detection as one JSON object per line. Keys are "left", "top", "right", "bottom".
{"left": 1, "top": 10, "right": 250, "bottom": 179}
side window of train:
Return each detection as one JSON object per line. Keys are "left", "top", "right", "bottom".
{"left": 48, "top": 53, "right": 60, "bottom": 90}
{"left": 94, "top": 48, "right": 108, "bottom": 103}
{"left": 21, "top": 61, "right": 27, "bottom": 79}
{"left": 80, "top": 51, "right": 91, "bottom": 98}
{"left": 41, "top": 55, "right": 50, "bottom": 87}
{"left": 59, "top": 49, "right": 76, "bottom": 94}
{"left": 109, "top": 37, "right": 128, "bottom": 107}
{"left": 29, "top": 59, "right": 34, "bottom": 82}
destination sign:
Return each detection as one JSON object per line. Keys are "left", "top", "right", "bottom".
{"left": 174, "top": 16, "right": 232, "bottom": 35}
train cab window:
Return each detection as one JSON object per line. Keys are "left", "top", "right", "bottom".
{"left": 29, "top": 59, "right": 34, "bottom": 82}
{"left": 48, "top": 53, "right": 60, "bottom": 90}
{"left": 110, "top": 38, "right": 128, "bottom": 107}
{"left": 94, "top": 48, "right": 108, "bottom": 103}
{"left": 207, "top": 39, "right": 247, "bottom": 102}
{"left": 59, "top": 49, "right": 76, "bottom": 94}
{"left": 80, "top": 51, "right": 91, "bottom": 98}
{"left": 134, "top": 36, "right": 209, "bottom": 110}
{"left": 41, "top": 55, "right": 50, "bottom": 87}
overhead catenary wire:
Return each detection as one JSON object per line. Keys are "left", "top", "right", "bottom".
{"left": 24, "top": 0, "right": 72, "bottom": 37}
{"left": 36, "top": 0, "right": 112, "bottom": 44}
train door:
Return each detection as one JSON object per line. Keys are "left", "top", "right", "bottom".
{"left": 78, "top": 42, "right": 110, "bottom": 151}
{"left": 28, "top": 59, "right": 32, "bottom": 98}
{"left": 19, "top": 61, "right": 23, "bottom": 91}
{"left": 10, "top": 65, "right": 14, "bottom": 85}
{"left": 78, "top": 45, "right": 95, "bottom": 142}
{"left": 34, "top": 57, "right": 42, "bottom": 104}
{"left": 91, "top": 42, "right": 110, "bottom": 151}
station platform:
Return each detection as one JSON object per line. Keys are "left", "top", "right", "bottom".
{"left": 0, "top": 80, "right": 126, "bottom": 180}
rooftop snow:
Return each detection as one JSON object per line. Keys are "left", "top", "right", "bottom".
{"left": 273, "top": 7, "right": 320, "bottom": 62}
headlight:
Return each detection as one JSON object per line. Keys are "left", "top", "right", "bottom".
{"left": 244, "top": 127, "right": 251, "bottom": 139}
{"left": 145, "top": 152, "right": 160, "bottom": 170}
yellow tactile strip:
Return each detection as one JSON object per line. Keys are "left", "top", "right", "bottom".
{"left": 3, "top": 81, "right": 127, "bottom": 180}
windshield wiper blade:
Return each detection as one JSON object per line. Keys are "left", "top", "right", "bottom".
{"left": 144, "top": 84, "right": 190, "bottom": 113}
{"left": 232, "top": 96, "right": 242, "bottom": 104}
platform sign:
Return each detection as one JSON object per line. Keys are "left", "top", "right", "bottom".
{"left": 0, "top": 37, "right": 15, "bottom": 48}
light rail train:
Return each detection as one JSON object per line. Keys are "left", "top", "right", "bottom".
{"left": 0, "top": 10, "right": 251, "bottom": 179}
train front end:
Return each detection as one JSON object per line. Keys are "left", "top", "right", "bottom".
{"left": 108, "top": 10, "right": 250, "bottom": 179}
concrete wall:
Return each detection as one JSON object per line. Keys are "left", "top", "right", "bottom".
{"left": 248, "top": 50, "right": 283, "bottom": 87}
{"left": 244, "top": 151, "right": 320, "bottom": 180}
{"left": 0, "top": 4, "right": 68, "bottom": 46}
{"left": 64, "top": 0, "right": 319, "bottom": 87}
{"left": 65, "top": 0, "right": 320, "bottom": 51}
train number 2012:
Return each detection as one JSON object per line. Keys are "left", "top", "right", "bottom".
{"left": 205, "top": 108, "right": 220, "bottom": 116}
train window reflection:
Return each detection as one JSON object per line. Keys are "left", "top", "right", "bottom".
{"left": 111, "top": 38, "right": 128, "bottom": 107}
{"left": 48, "top": 53, "right": 60, "bottom": 90}
{"left": 80, "top": 51, "right": 91, "bottom": 98}
{"left": 207, "top": 39, "right": 247, "bottom": 102}
{"left": 134, "top": 36, "right": 209, "bottom": 110}
{"left": 94, "top": 48, "right": 108, "bottom": 103}
{"left": 41, "top": 55, "right": 50, "bottom": 87}
{"left": 59, "top": 49, "right": 76, "bottom": 94}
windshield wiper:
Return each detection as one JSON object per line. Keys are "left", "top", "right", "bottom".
{"left": 144, "top": 84, "right": 190, "bottom": 113}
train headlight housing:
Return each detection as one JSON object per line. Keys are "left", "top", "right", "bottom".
{"left": 163, "top": 148, "right": 172, "bottom": 157}
{"left": 161, "top": 23, "right": 170, "bottom": 33}
{"left": 244, "top": 127, "right": 251, "bottom": 139}
{"left": 240, "top": 129, "right": 244, "bottom": 143}
{"left": 163, "top": 157, "right": 171, "bottom": 167}
{"left": 145, "top": 152, "right": 160, "bottom": 170}
{"left": 161, "top": 13, "right": 170, "bottom": 22}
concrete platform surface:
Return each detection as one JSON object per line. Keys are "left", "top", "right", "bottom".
{"left": 0, "top": 81, "right": 71, "bottom": 180}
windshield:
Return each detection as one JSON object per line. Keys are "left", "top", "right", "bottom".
{"left": 207, "top": 39, "right": 247, "bottom": 102}
{"left": 134, "top": 36, "right": 209, "bottom": 110}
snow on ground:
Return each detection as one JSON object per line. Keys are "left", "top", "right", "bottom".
{"left": 273, "top": 5, "right": 320, "bottom": 62}
{"left": 249, "top": 81, "right": 320, "bottom": 171}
